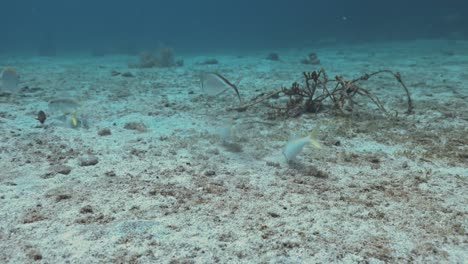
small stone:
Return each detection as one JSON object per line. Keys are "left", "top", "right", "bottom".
{"left": 443, "top": 112, "right": 455, "bottom": 118}
{"left": 452, "top": 223, "right": 465, "bottom": 235}
{"left": 200, "top": 59, "right": 218, "bottom": 65}
{"left": 315, "top": 170, "right": 329, "bottom": 178}
{"left": 204, "top": 170, "right": 216, "bottom": 176}
{"left": 80, "top": 205, "right": 94, "bottom": 214}
{"left": 55, "top": 194, "right": 72, "bottom": 202}
{"left": 121, "top": 72, "right": 134, "bottom": 77}
{"left": 304, "top": 165, "right": 329, "bottom": 178}
{"left": 54, "top": 165, "right": 72, "bottom": 175}
{"left": 401, "top": 161, "right": 409, "bottom": 169}
{"left": 266, "top": 161, "right": 280, "bottom": 168}
{"left": 26, "top": 249, "right": 42, "bottom": 261}
{"left": 175, "top": 59, "right": 184, "bottom": 67}
{"left": 98, "top": 128, "right": 111, "bottom": 136}
{"left": 79, "top": 155, "right": 99, "bottom": 166}
{"left": 124, "top": 122, "right": 147, "bottom": 132}
{"left": 268, "top": 212, "right": 280, "bottom": 218}
{"left": 266, "top": 52, "right": 280, "bottom": 61}
{"left": 105, "top": 170, "right": 116, "bottom": 177}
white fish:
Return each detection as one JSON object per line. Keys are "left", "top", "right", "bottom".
{"left": 200, "top": 72, "right": 241, "bottom": 102}
{"left": 48, "top": 98, "right": 89, "bottom": 128}
{"left": 48, "top": 98, "right": 83, "bottom": 127}
{"left": 0, "top": 68, "right": 19, "bottom": 94}
{"left": 48, "top": 98, "right": 81, "bottom": 115}
{"left": 282, "top": 134, "right": 321, "bottom": 162}
{"left": 218, "top": 123, "right": 238, "bottom": 143}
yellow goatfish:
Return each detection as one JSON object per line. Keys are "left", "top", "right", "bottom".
{"left": 282, "top": 133, "right": 321, "bottom": 162}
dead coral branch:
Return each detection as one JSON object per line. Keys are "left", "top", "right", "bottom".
{"left": 228, "top": 68, "right": 413, "bottom": 117}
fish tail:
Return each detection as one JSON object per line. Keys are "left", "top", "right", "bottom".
{"left": 71, "top": 112, "right": 78, "bottom": 127}
{"left": 308, "top": 134, "right": 321, "bottom": 149}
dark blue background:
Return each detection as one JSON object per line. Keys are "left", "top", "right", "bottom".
{"left": 1, "top": 0, "right": 467, "bottom": 53}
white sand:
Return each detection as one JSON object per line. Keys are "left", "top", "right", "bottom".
{"left": 0, "top": 39, "right": 466, "bottom": 263}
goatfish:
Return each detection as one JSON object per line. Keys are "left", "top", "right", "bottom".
{"left": 200, "top": 72, "right": 241, "bottom": 102}
{"left": 282, "top": 133, "right": 321, "bottom": 162}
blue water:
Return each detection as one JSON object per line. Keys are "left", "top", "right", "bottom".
{"left": 1, "top": 0, "right": 467, "bottom": 53}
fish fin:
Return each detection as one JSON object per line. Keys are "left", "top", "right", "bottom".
{"left": 201, "top": 72, "right": 229, "bottom": 97}
{"left": 235, "top": 78, "right": 243, "bottom": 103}
{"left": 235, "top": 77, "right": 243, "bottom": 88}
{"left": 214, "top": 87, "right": 230, "bottom": 97}
{"left": 212, "top": 72, "right": 242, "bottom": 102}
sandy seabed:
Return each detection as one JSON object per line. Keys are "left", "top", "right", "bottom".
{"left": 0, "top": 39, "right": 467, "bottom": 263}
